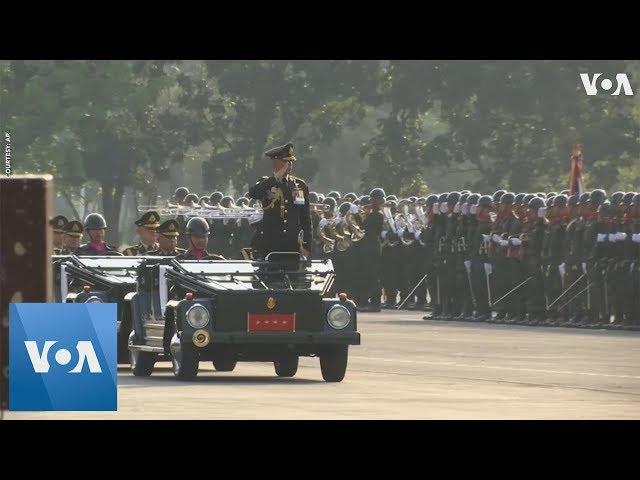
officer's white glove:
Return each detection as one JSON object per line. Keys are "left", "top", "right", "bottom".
{"left": 499, "top": 239, "right": 509, "bottom": 247}
{"left": 597, "top": 233, "right": 607, "bottom": 243}
{"left": 482, "top": 234, "right": 490, "bottom": 243}
{"left": 432, "top": 202, "right": 439, "bottom": 215}
{"left": 581, "top": 262, "right": 587, "bottom": 274}
{"left": 470, "top": 205, "right": 478, "bottom": 215}
{"left": 484, "top": 263, "right": 492, "bottom": 275}
{"left": 381, "top": 230, "right": 388, "bottom": 239}
{"left": 453, "top": 204, "right": 460, "bottom": 214}
{"left": 248, "top": 212, "right": 263, "bottom": 224}
{"left": 617, "top": 232, "right": 627, "bottom": 241}
{"left": 349, "top": 203, "right": 359, "bottom": 214}
{"left": 537, "top": 207, "right": 547, "bottom": 218}
{"left": 510, "top": 237, "right": 522, "bottom": 246}
{"left": 414, "top": 230, "right": 421, "bottom": 240}
{"left": 492, "top": 234, "right": 502, "bottom": 243}
{"left": 558, "top": 263, "right": 566, "bottom": 277}
{"left": 318, "top": 218, "right": 329, "bottom": 229}
{"left": 439, "top": 203, "right": 449, "bottom": 214}
{"left": 632, "top": 233, "right": 640, "bottom": 243}
{"left": 463, "top": 260, "right": 471, "bottom": 272}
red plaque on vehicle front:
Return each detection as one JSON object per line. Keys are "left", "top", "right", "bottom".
{"left": 247, "top": 313, "right": 295, "bottom": 332}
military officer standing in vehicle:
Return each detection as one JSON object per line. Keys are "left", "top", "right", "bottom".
{"left": 175, "top": 217, "right": 225, "bottom": 260}
{"left": 50, "top": 215, "right": 68, "bottom": 254}
{"left": 148, "top": 219, "right": 187, "bottom": 256}
{"left": 75, "top": 213, "right": 123, "bottom": 256}
{"left": 61, "top": 220, "right": 84, "bottom": 254}
{"left": 248, "top": 143, "right": 312, "bottom": 260}
{"left": 122, "top": 211, "right": 160, "bottom": 256}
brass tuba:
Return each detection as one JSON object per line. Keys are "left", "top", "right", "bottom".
{"left": 334, "top": 217, "right": 352, "bottom": 252}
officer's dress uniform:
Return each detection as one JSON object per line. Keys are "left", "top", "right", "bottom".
{"left": 470, "top": 218, "right": 492, "bottom": 320}
{"left": 148, "top": 247, "right": 186, "bottom": 256}
{"left": 248, "top": 174, "right": 312, "bottom": 259}
{"left": 75, "top": 242, "right": 123, "bottom": 256}
{"left": 122, "top": 211, "right": 160, "bottom": 256}
{"left": 359, "top": 208, "right": 384, "bottom": 309}
{"left": 122, "top": 242, "right": 159, "bottom": 256}
{"left": 522, "top": 218, "right": 547, "bottom": 322}
{"left": 175, "top": 250, "right": 225, "bottom": 261}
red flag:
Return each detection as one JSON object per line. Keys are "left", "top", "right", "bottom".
{"left": 568, "top": 143, "right": 584, "bottom": 195}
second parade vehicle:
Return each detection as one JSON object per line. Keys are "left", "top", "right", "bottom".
{"left": 126, "top": 252, "right": 360, "bottom": 382}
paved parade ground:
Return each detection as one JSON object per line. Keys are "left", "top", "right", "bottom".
{"left": 7, "top": 311, "right": 640, "bottom": 420}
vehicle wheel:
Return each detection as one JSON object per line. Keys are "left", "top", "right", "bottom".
{"left": 118, "top": 326, "right": 131, "bottom": 364}
{"left": 320, "top": 346, "right": 348, "bottom": 382}
{"left": 212, "top": 356, "right": 237, "bottom": 372}
{"left": 274, "top": 355, "right": 298, "bottom": 377}
{"left": 129, "top": 331, "right": 155, "bottom": 377}
{"left": 170, "top": 334, "right": 199, "bottom": 380}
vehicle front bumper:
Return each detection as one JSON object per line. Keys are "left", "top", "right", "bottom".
{"left": 203, "top": 331, "right": 360, "bottom": 346}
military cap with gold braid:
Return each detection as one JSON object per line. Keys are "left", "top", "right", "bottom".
{"left": 156, "top": 219, "right": 180, "bottom": 237}
{"left": 264, "top": 142, "right": 296, "bottom": 162}
{"left": 64, "top": 220, "right": 84, "bottom": 237}
{"left": 49, "top": 215, "right": 69, "bottom": 233}
{"left": 135, "top": 211, "right": 161, "bottom": 229}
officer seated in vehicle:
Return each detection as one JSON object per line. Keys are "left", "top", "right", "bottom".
{"left": 175, "top": 217, "right": 226, "bottom": 260}
{"left": 75, "top": 213, "right": 123, "bottom": 256}
{"left": 147, "top": 219, "right": 186, "bottom": 256}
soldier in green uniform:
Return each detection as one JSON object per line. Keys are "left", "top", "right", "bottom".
{"left": 543, "top": 195, "right": 570, "bottom": 325}
{"left": 357, "top": 188, "right": 385, "bottom": 312}
{"left": 467, "top": 195, "right": 493, "bottom": 322}
{"left": 247, "top": 143, "right": 312, "bottom": 260}
{"left": 564, "top": 194, "right": 586, "bottom": 325}
{"left": 147, "top": 219, "right": 187, "bottom": 256}
{"left": 122, "top": 211, "right": 160, "bottom": 256}
{"left": 521, "top": 196, "right": 547, "bottom": 325}
{"left": 61, "top": 220, "right": 84, "bottom": 254}
{"left": 431, "top": 193, "right": 449, "bottom": 318}
{"left": 451, "top": 192, "right": 472, "bottom": 320}
{"left": 175, "top": 217, "right": 225, "bottom": 260}
{"left": 75, "top": 213, "right": 123, "bottom": 256}
{"left": 50, "top": 215, "right": 68, "bottom": 254}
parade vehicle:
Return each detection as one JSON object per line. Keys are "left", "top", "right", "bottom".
{"left": 52, "top": 255, "right": 146, "bottom": 363}
{"left": 126, "top": 252, "right": 360, "bottom": 382}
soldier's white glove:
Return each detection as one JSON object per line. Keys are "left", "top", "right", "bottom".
{"left": 414, "top": 230, "right": 421, "bottom": 240}
{"left": 597, "top": 233, "right": 607, "bottom": 243}
{"left": 632, "top": 233, "right": 640, "bottom": 243}
{"left": 318, "top": 218, "right": 329, "bottom": 229}
{"left": 510, "top": 237, "right": 522, "bottom": 246}
{"left": 470, "top": 205, "right": 478, "bottom": 215}
{"left": 463, "top": 260, "right": 471, "bottom": 272}
{"left": 581, "top": 262, "right": 587, "bottom": 274}
{"left": 499, "top": 239, "right": 509, "bottom": 247}
{"left": 616, "top": 232, "right": 627, "bottom": 241}
{"left": 537, "top": 207, "right": 547, "bottom": 218}
{"left": 453, "top": 203, "right": 460, "bottom": 214}
{"left": 381, "top": 230, "right": 388, "bottom": 239}
{"left": 558, "top": 263, "right": 566, "bottom": 277}
{"left": 439, "top": 203, "right": 449, "bottom": 214}
{"left": 349, "top": 203, "right": 359, "bottom": 214}
{"left": 397, "top": 227, "right": 406, "bottom": 237}
{"left": 492, "top": 234, "right": 502, "bottom": 243}
{"left": 432, "top": 202, "right": 439, "bottom": 215}
{"left": 484, "top": 263, "right": 493, "bottom": 275}
{"left": 482, "top": 234, "right": 490, "bottom": 243}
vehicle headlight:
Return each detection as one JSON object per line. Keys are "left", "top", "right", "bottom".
{"left": 85, "top": 296, "right": 103, "bottom": 303}
{"left": 186, "top": 304, "right": 210, "bottom": 329}
{"left": 327, "top": 305, "right": 351, "bottom": 330}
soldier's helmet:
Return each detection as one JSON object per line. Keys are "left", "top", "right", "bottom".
{"left": 386, "top": 194, "right": 398, "bottom": 202}
{"left": 221, "top": 196, "right": 235, "bottom": 208}
{"left": 327, "top": 191, "right": 341, "bottom": 200}
{"left": 183, "top": 193, "right": 199, "bottom": 205}
{"left": 417, "top": 197, "right": 427, "bottom": 205}
{"left": 369, "top": 188, "right": 386, "bottom": 201}
{"left": 317, "top": 193, "right": 325, "bottom": 203}
{"left": 360, "top": 195, "right": 371, "bottom": 206}
{"left": 545, "top": 197, "right": 554, "bottom": 208}
{"left": 174, "top": 187, "right": 189, "bottom": 201}
{"left": 568, "top": 194, "right": 579, "bottom": 206}
{"left": 522, "top": 193, "right": 535, "bottom": 206}
{"left": 547, "top": 191, "right": 557, "bottom": 198}
{"left": 611, "top": 191, "right": 625, "bottom": 205}
{"left": 459, "top": 190, "right": 471, "bottom": 196}
{"left": 536, "top": 192, "right": 546, "bottom": 198}
{"left": 236, "top": 197, "right": 249, "bottom": 207}
{"left": 186, "top": 217, "right": 210, "bottom": 236}
{"left": 589, "top": 189, "right": 607, "bottom": 206}
{"left": 84, "top": 213, "right": 107, "bottom": 230}
{"left": 338, "top": 202, "right": 352, "bottom": 216}
{"left": 209, "top": 191, "right": 224, "bottom": 204}
{"left": 514, "top": 193, "right": 526, "bottom": 205}
{"left": 344, "top": 192, "right": 357, "bottom": 202}
{"left": 386, "top": 200, "right": 398, "bottom": 211}
{"left": 493, "top": 190, "right": 506, "bottom": 203}
{"left": 425, "top": 194, "right": 438, "bottom": 206}
{"left": 478, "top": 195, "right": 493, "bottom": 208}
{"left": 553, "top": 194, "right": 568, "bottom": 207}
{"left": 500, "top": 192, "right": 515, "bottom": 204}
{"left": 560, "top": 189, "right": 570, "bottom": 195}
{"left": 579, "top": 192, "right": 590, "bottom": 204}
{"left": 459, "top": 192, "right": 470, "bottom": 204}
{"left": 437, "top": 193, "right": 449, "bottom": 203}
{"left": 309, "top": 192, "right": 319, "bottom": 204}
{"left": 446, "top": 191, "right": 460, "bottom": 204}
{"left": 597, "top": 201, "right": 612, "bottom": 215}
{"left": 622, "top": 192, "right": 636, "bottom": 206}
{"left": 528, "top": 196, "right": 545, "bottom": 210}
{"left": 467, "top": 193, "right": 480, "bottom": 206}
{"left": 408, "top": 196, "right": 418, "bottom": 203}
{"left": 323, "top": 197, "right": 337, "bottom": 209}
{"left": 633, "top": 193, "right": 640, "bottom": 206}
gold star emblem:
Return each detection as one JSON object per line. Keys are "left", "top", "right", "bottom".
{"left": 72, "top": 224, "right": 80, "bottom": 232}
{"left": 149, "top": 214, "right": 156, "bottom": 222}
{"left": 169, "top": 223, "right": 175, "bottom": 231}
{"left": 288, "top": 146, "right": 293, "bottom": 155}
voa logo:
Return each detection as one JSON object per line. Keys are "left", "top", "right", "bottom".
{"left": 24, "top": 340, "right": 103, "bottom": 373}
{"left": 580, "top": 73, "right": 634, "bottom": 96}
